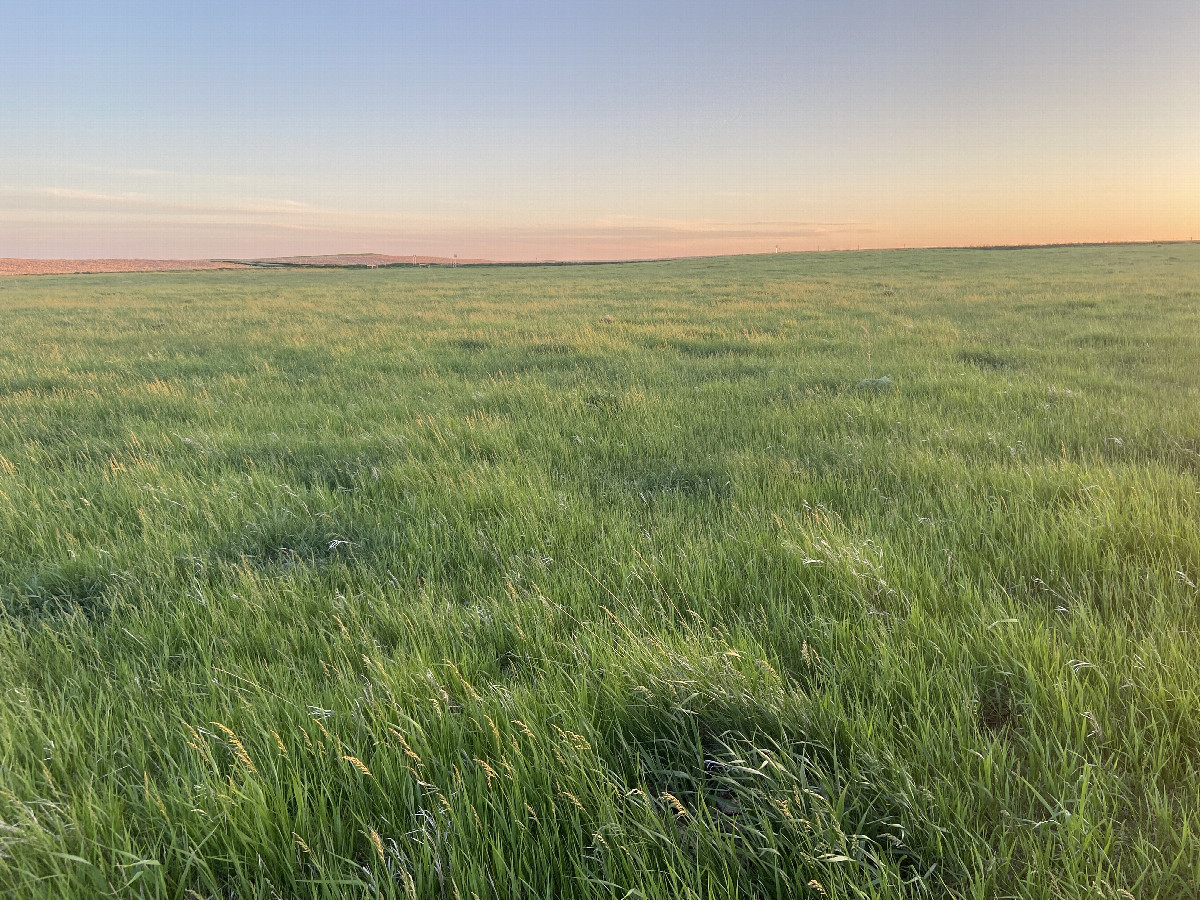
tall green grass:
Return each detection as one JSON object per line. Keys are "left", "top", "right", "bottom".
{"left": 1, "top": 245, "right": 1198, "bottom": 898}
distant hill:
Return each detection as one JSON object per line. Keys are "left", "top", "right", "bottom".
{"left": 227, "top": 254, "right": 491, "bottom": 268}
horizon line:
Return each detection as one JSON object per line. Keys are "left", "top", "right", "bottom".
{"left": 3, "top": 238, "right": 1198, "bottom": 272}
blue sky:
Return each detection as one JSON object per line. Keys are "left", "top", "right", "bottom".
{"left": 2, "top": 0, "right": 1197, "bottom": 259}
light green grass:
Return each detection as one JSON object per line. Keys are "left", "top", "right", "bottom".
{"left": 1, "top": 245, "right": 1198, "bottom": 898}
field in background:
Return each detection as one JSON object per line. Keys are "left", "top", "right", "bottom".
{"left": 0, "top": 246, "right": 1197, "bottom": 898}
{"left": 0, "top": 255, "right": 485, "bottom": 276}
{"left": 0, "top": 259, "right": 250, "bottom": 276}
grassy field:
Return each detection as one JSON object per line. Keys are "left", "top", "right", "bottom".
{"left": 1, "top": 245, "right": 1198, "bottom": 899}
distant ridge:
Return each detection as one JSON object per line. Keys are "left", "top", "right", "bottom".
{"left": 3, "top": 242, "right": 1194, "bottom": 277}
{"left": 225, "top": 253, "right": 491, "bottom": 268}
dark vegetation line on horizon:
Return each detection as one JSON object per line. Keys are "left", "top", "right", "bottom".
{"left": 5, "top": 239, "right": 1199, "bottom": 278}
{"left": 225, "top": 238, "right": 1200, "bottom": 269}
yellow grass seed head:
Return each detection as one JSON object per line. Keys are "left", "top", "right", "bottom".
{"left": 368, "top": 828, "right": 386, "bottom": 864}
{"left": 559, "top": 789, "right": 585, "bottom": 812}
{"left": 484, "top": 714, "right": 501, "bottom": 744}
{"left": 443, "top": 659, "right": 483, "bottom": 703}
{"left": 662, "top": 792, "right": 688, "bottom": 820}
{"left": 211, "top": 722, "right": 257, "bottom": 774}
{"left": 333, "top": 615, "right": 350, "bottom": 639}
{"left": 313, "top": 717, "right": 336, "bottom": 748}
{"left": 400, "top": 868, "right": 418, "bottom": 900}
{"left": 388, "top": 727, "right": 423, "bottom": 764}
{"left": 474, "top": 757, "right": 498, "bottom": 787}
{"left": 182, "top": 722, "right": 214, "bottom": 763}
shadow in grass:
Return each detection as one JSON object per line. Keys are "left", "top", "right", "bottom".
{"left": 449, "top": 338, "right": 490, "bottom": 352}
{"left": 212, "top": 442, "right": 389, "bottom": 494}
{"left": 1163, "top": 439, "right": 1200, "bottom": 476}
{"left": 599, "top": 693, "right": 934, "bottom": 887}
{"left": 975, "top": 669, "right": 1026, "bottom": 738}
{"left": 856, "top": 375, "right": 895, "bottom": 393}
{"left": 491, "top": 349, "right": 593, "bottom": 376}
{"left": 220, "top": 519, "right": 363, "bottom": 574}
{"left": 766, "top": 379, "right": 853, "bottom": 404}
{"left": 292, "top": 457, "right": 385, "bottom": 494}
{"left": 529, "top": 341, "right": 576, "bottom": 356}
{"left": 0, "top": 375, "right": 64, "bottom": 398}
{"left": 3, "top": 563, "right": 111, "bottom": 624}
{"left": 956, "top": 349, "right": 1017, "bottom": 371}
{"left": 583, "top": 391, "right": 624, "bottom": 413}
{"left": 688, "top": 361, "right": 773, "bottom": 383}
{"left": 589, "top": 460, "right": 732, "bottom": 503}
{"left": 1075, "top": 331, "right": 1127, "bottom": 349}
{"left": 670, "top": 338, "right": 763, "bottom": 358}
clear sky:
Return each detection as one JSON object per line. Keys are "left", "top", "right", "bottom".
{"left": 2, "top": 0, "right": 1197, "bottom": 260}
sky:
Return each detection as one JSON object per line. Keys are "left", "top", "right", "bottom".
{"left": 1, "top": 0, "right": 1198, "bottom": 260}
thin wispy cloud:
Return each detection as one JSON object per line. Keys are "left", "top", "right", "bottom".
{"left": 583, "top": 216, "right": 873, "bottom": 238}
{"left": 6, "top": 188, "right": 316, "bottom": 218}
{"left": 5, "top": 196, "right": 864, "bottom": 242}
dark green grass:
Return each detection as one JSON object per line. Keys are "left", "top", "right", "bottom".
{"left": 1, "top": 245, "right": 1198, "bottom": 898}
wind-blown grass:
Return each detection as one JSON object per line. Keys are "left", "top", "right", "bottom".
{"left": 0, "top": 245, "right": 1198, "bottom": 898}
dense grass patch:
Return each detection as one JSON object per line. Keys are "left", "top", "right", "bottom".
{"left": 1, "top": 246, "right": 1198, "bottom": 898}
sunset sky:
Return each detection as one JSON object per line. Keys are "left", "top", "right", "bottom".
{"left": 2, "top": 0, "right": 1197, "bottom": 260}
